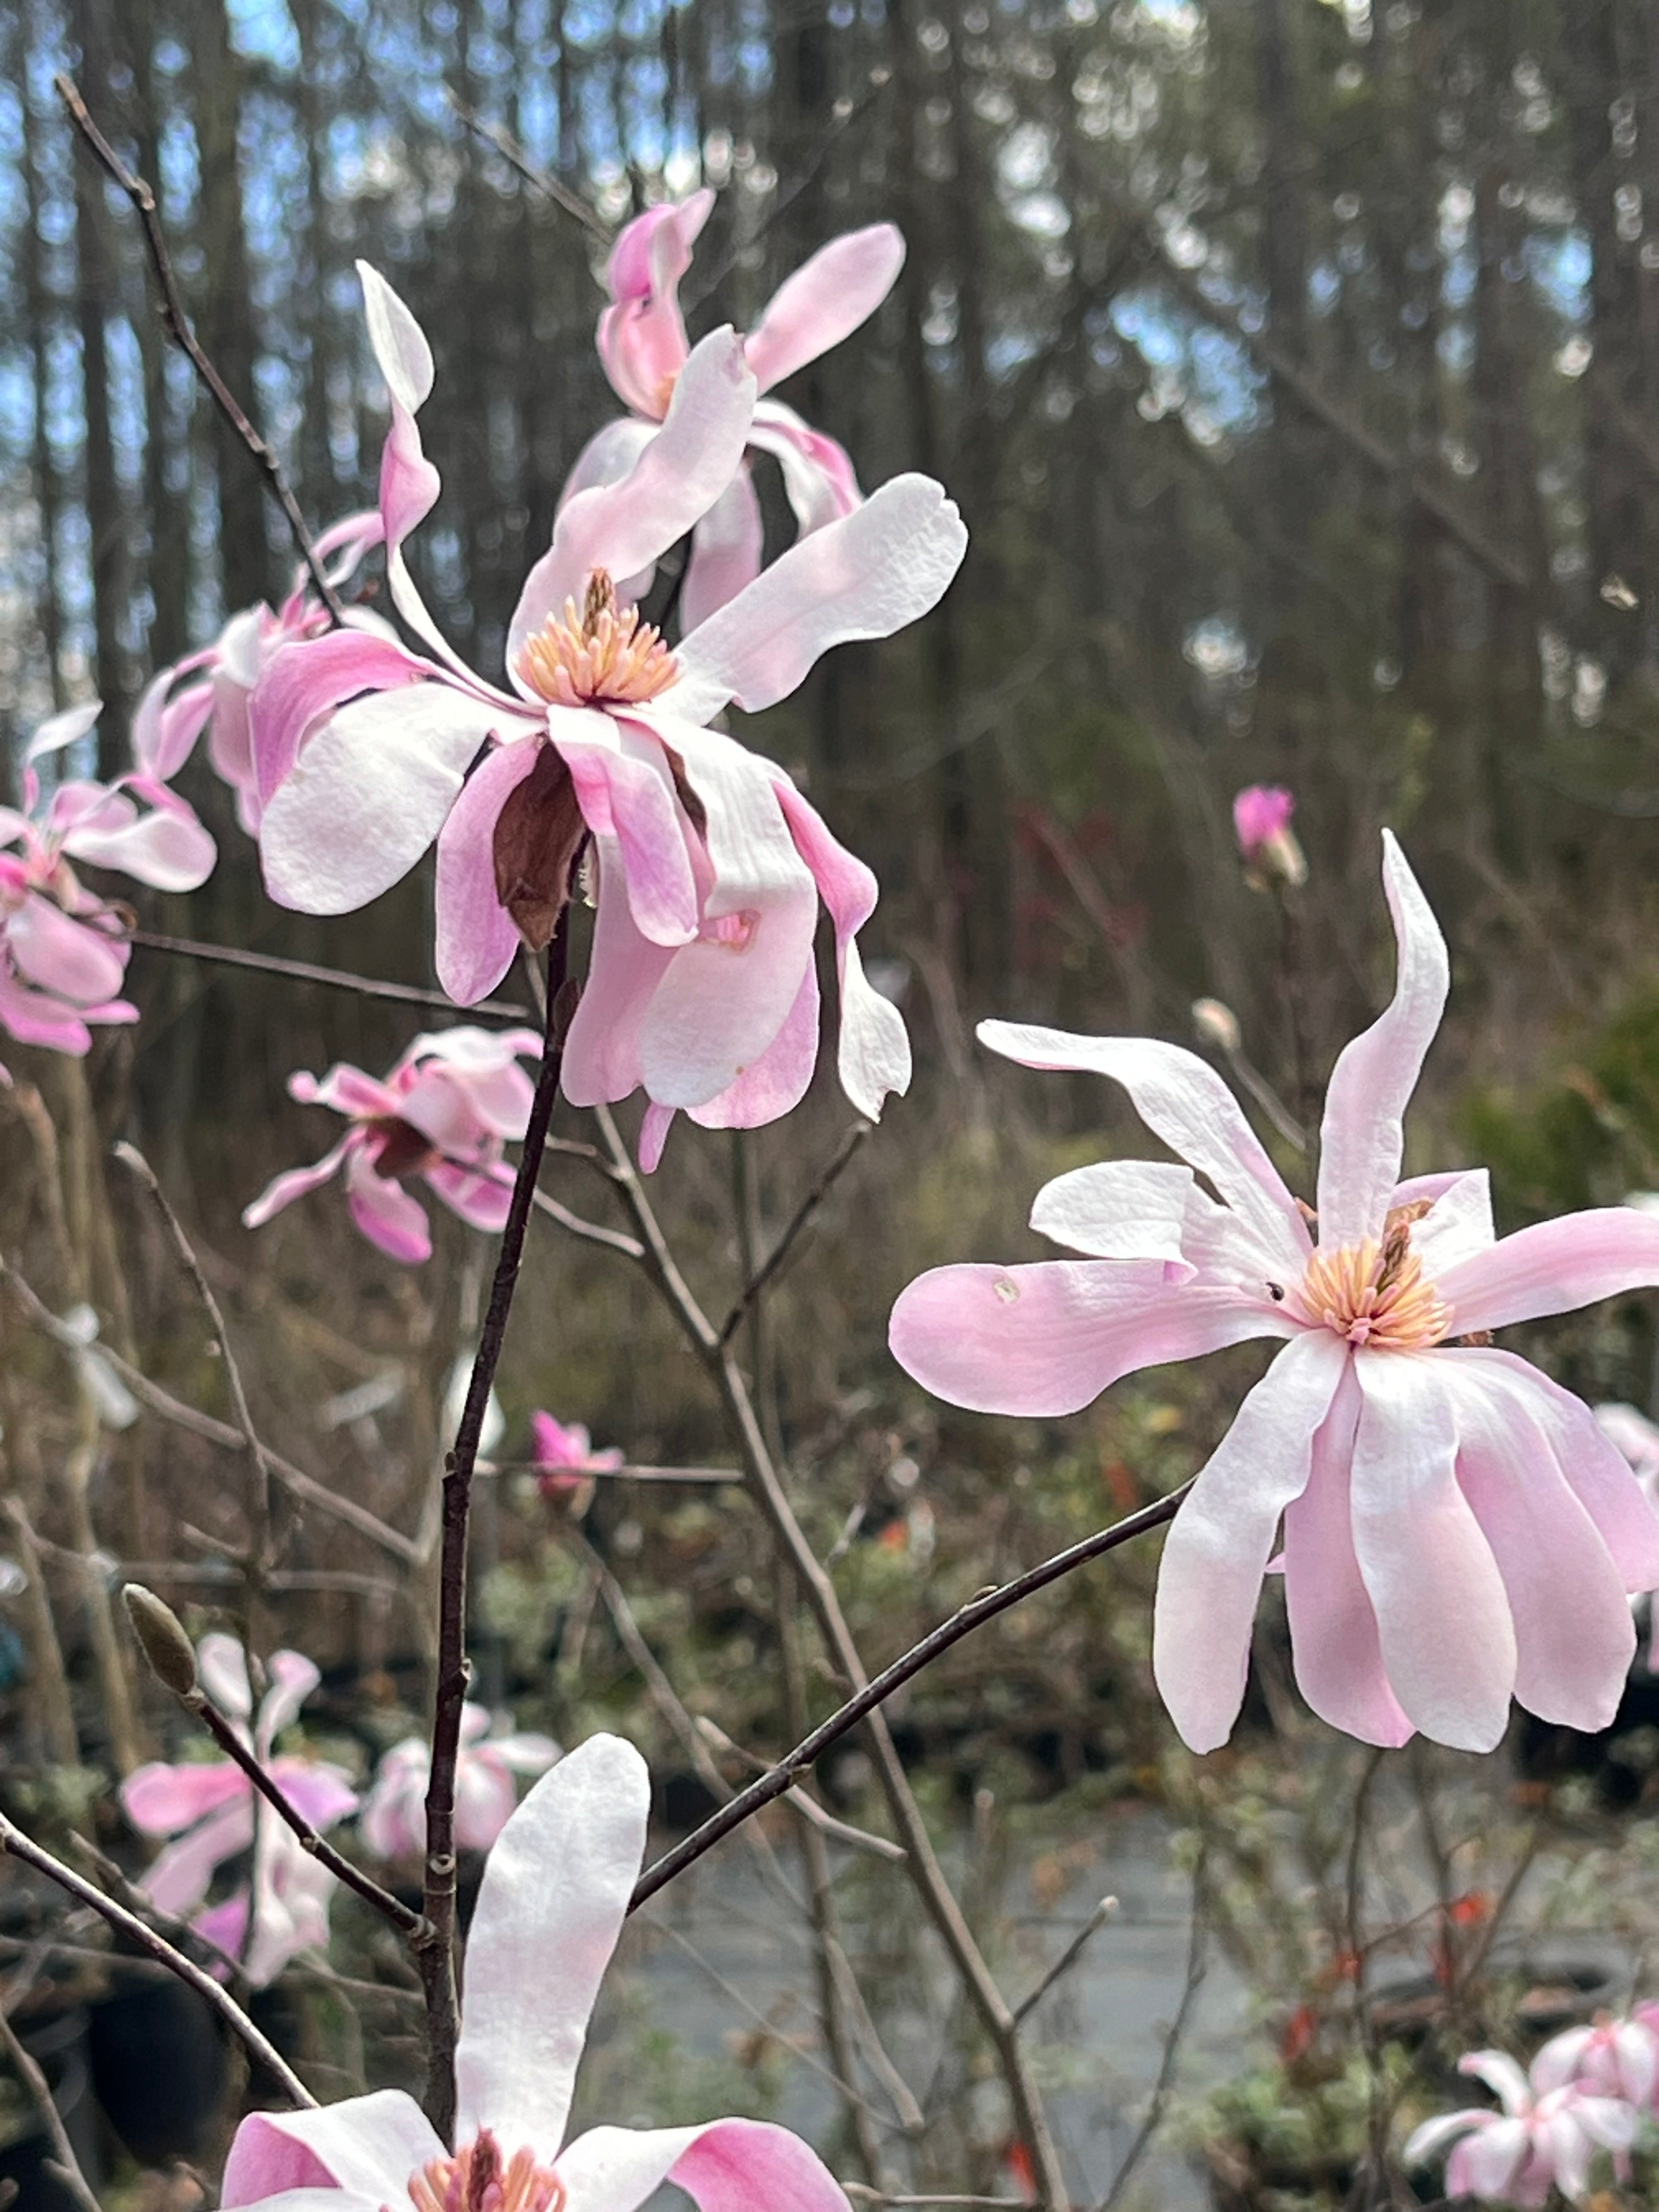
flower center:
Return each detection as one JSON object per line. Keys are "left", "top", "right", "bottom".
{"left": 409, "top": 2132, "right": 565, "bottom": 2212}
{"left": 364, "top": 1115, "right": 442, "bottom": 1181}
{"left": 1294, "top": 1203, "right": 1449, "bottom": 1350}
{"left": 515, "top": 569, "right": 677, "bottom": 708}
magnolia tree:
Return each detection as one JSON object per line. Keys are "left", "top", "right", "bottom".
{"left": 8, "top": 92, "right": 1659, "bottom": 2212}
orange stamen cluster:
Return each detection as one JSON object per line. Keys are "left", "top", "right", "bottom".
{"left": 516, "top": 569, "right": 676, "bottom": 709}
{"left": 1295, "top": 1204, "right": 1449, "bottom": 1351}
{"left": 409, "top": 2133, "right": 565, "bottom": 2212}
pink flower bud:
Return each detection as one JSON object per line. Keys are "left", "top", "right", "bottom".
{"left": 1232, "top": 785, "right": 1306, "bottom": 888}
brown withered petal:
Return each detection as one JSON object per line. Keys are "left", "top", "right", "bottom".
{"left": 365, "top": 1116, "right": 442, "bottom": 1180}
{"left": 493, "top": 747, "right": 587, "bottom": 952}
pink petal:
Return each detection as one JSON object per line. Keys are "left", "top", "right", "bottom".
{"left": 0, "top": 967, "right": 94, "bottom": 1054}
{"left": 638, "top": 1103, "right": 675, "bottom": 1172}
{"left": 453, "top": 1756, "right": 519, "bottom": 1852}
{"left": 1315, "top": 833, "right": 1449, "bottom": 1249}
{"left": 1282, "top": 1365, "right": 1414, "bottom": 1746}
{"left": 1028, "top": 1159, "right": 1196, "bottom": 1271}
{"left": 140, "top": 1797, "right": 255, "bottom": 1916}
{"left": 554, "top": 709, "right": 700, "bottom": 945}
{"left": 63, "top": 780, "right": 217, "bottom": 890}
{"left": 1441, "top": 1356, "right": 1635, "bottom": 1730}
{"left": 242, "top": 1136, "right": 354, "bottom": 1231}
{"left": 1531, "top": 2028, "right": 1593, "bottom": 2096}
{"left": 1393, "top": 1167, "right": 1496, "bottom": 1275}
{"left": 977, "top": 1022, "right": 1310, "bottom": 1279}
{"left": 259, "top": 681, "right": 514, "bottom": 915}
{"left": 244, "top": 1824, "right": 337, "bottom": 1987}
{"left": 509, "top": 331, "right": 755, "bottom": 675}
{"left": 560, "top": 415, "right": 662, "bottom": 504}
{"left": 257, "top": 1649, "right": 323, "bottom": 1748}
{"left": 313, "top": 506, "right": 386, "bottom": 583}
{"left": 221, "top": 2089, "right": 443, "bottom": 2207}
{"left": 300, "top": 1062, "right": 400, "bottom": 1118}
{"left": 668, "top": 475, "right": 967, "bottom": 724}
{"left": 8, "top": 894, "right": 128, "bottom": 1005}
{"left": 560, "top": 838, "right": 676, "bottom": 1108}
{"left": 744, "top": 223, "right": 905, "bottom": 390}
{"left": 251, "top": 628, "right": 431, "bottom": 805}
{"left": 425, "top": 1159, "right": 515, "bottom": 1233}
{"left": 1461, "top": 2050, "right": 1533, "bottom": 2116}
{"left": 434, "top": 738, "right": 544, "bottom": 1005}
{"left": 345, "top": 1147, "right": 433, "bottom": 1263}
{"left": 771, "top": 778, "right": 910, "bottom": 1120}
{"left": 1153, "top": 1332, "right": 1348, "bottom": 1752}
{"left": 134, "top": 664, "right": 215, "bottom": 782}
{"left": 25, "top": 701, "right": 102, "bottom": 761}
{"left": 555, "top": 2118, "right": 848, "bottom": 2212}
{"left": 747, "top": 402, "right": 862, "bottom": 534}
{"left": 120, "top": 1759, "right": 246, "bottom": 1836}
{"left": 1403, "top": 2109, "right": 1487, "bottom": 2166}
{"left": 198, "top": 1632, "right": 253, "bottom": 1716}
{"left": 1452, "top": 2118, "right": 1530, "bottom": 2200}
{"left": 454, "top": 1734, "right": 650, "bottom": 2163}
{"left": 396, "top": 1063, "right": 498, "bottom": 1159}
{"left": 686, "top": 960, "right": 820, "bottom": 1133}
{"left": 681, "top": 466, "right": 765, "bottom": 631}
{"left": 596, "top": 191, "right": 713, "bottom": 416}
{"left": 1349, "top": 1351, "right": 1516, "bottom": 1751}
{"left": 1435, "top": 1206, "right": 1659, "bottom": 1337}
{"left": 889, "top": 1260, "right": 1291, "bottom": 1418}
{"left": 270, "top": 1758, "right": 359, "bottom": 1831}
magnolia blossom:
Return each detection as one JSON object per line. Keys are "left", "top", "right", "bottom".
{"left": 890, "top": 833, "right": 1659, "bottom": 1754}
{"left": 1403, "top": 2049, "right": 1637, "bottom": 2205}
{"left": 1533, "top": 2014, "right": 1659, "bottom": 2108}
{"left": 218, "top": 1734, "right": 851, "bottom": 2212}
{"left": 121, "top": 1635, "right": 357, "bottom": 1988}
{"left": 565, "top": 191, "right": 905, "bottom": 624}
{"left": 532, "top": 1410, "right": 624, "bottom": 1497}
{"left": 243, "top": 1026, "right": 542, "bottom": 1265}
{"left": 1232, "top": 783, "right": 1305, "bottom": 888}
{"left": 0, "top": 703, "right": 216, "bottom": 1075}
{"left": 360, "top": 1703, "right": 560, "bottom": 1861}
{"left": 251, "top": 264, "right": 962, "bottom": 1168}
{"left": 135, "top": 514, "right": 386, "bottom": 834}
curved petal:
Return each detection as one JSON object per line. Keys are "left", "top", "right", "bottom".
{"left": 434, "top": 738, "right": 544, "bottom": 1005}
{"left": 452, "top": 1756, "right": 519, "bottom": 1852}
{"left": 257, "top": 1650, "right": 322, "bottom": 1752}
{"left": 242, "top": 1137, "right": 354, "bottom": 1231}
{"left": 1350, "top": 1351, "right": 1516, "bottom": 1751}
{"left": 221, "top": 2089, "right": 443, "bottom": 2207}
{"left": 747, "top": 401, "right": 862, "bottom": 534}
{"left": 134, "top": 664, "right": 215, "bottom": 782}
{"left": 345, "top": 1148, "right": 432, "bottom": 1263}
{"left": 1449, "top": 2118, "right": 1528, "bottom": 2200}
{"left": 559, "top": 416, "right": 662, "bottom": 506}
{"left": 199, "top": 1633, "right": 253, "bottom": 1717}
{"left": 140, "top": 1797, "right": 254, "bottom": 1916}
{"left": 1439, "top": 1355, "right": 1635, "bottom": 1730}
{"left": 1316, "top": 833, "right": 1449, "bottom": 1249}
{"left": 1028, "top": 1160, "right": 1196, "bottom": 1271}
{"left": 455, "top": 1733, "right": 650, "bottom": 2163}
{"left": 1394, "top": 1167, "right": 1496, "bottom": 1274}
{"left": 596, "top": 191, "right": 712, "bottom": 416}
{"left": 556, "top": 2118, "right": 848, "bottom": 2212}
{"left": 8, "top": 894, "right": 128, "bottom": 1005}
{"left": 889, "top": 1261, "right": 1292, "bottom": 1418}
{"left": 553, "top": 710, "right": 699, "bottom": 946}
{"left": 509, "top": 332, "right": 755, "bottom": 673}
{"left": 560, "top": 838, "right": 675, "bottom": 1108}
{"left": 1154, "top": 1331, "right": 1348, "bottom": 1752}
{"left": 1530, "top": 2028, "right": 1593, "bottom": 2096}
{"left": 978, "top": 1022, "right": 1310, "bottom": 1279}
{"left": 1282, "top": 1365, "right": 1414, "bottom": 1747}
{"left": 1460, "top": 2050, "right": 1533, "bottom": 2115}
{"left": 746, "top": 224, "right": 905, "bottom": 391}
{"left": 251, "top": 629, "right": 433, "bottom": 806}
{"left": 120, "top": 1759, "right": 247, "bottom": 1836}
{"left": 1435, "top": 1206, "right": 1659, "bottom": 1336}
{"left": 259, "top": 682, "right": 511, "bottom": 915}
{"left": 64, "top": 780, "right": 217, "bottom": 890}
{"left": 271, "top": 1759, "right": 359, "bottom": 1832}
{"left": 669, "top": 475, "right": 967, "bottom": 724}
{"left": 425, "top": 1159, "right": 515, "bottom": 1233}
{"left": 1402, "top": 2109, "right": 1485, "bottom": 2165}
{"left": 0, "top": 963, "right": 96, "bottom": 1053}
{"left": 26, "top": 701, "right": 102, "bottom": 762}
{"left": 682, "top": 467, "right": 765, "bottom": 631}
{"left": 686, "top": 960, "right": 820, "bottom": 1134}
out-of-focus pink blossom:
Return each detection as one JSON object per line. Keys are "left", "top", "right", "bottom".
{"left": 1533, "top": 2014, "right": 1659, "bottom": 2108}
{"left": 1594, "top": 1404, "right": 1659, "bottom": 1666}
{"left": 359, "top": 1703, "right": 560, "bottom": 1861}
{"left": 252, "top": 266, "right": 960, "bottom": 1167}
{"left": 531, "top": 1411, "right": 624, "bottom": 1497}
{"left": 567, "top": 193, "right": 904, "bottom": 623}
{"left": 891, "top": 833, "right": 1659, "bottom": 1755}
{"left": 218, "top": 1736, "right": 852, "bottom": 2212}
{"left": 0, "top": 702, "right": 216, "bottom": 1079}
{"left": 1232, "top": 783, "right": 1306, "bottom": 887}
{"left": 242, "top": 1025, "right": 542, "bottom": 1265}
{"left": 1404, "top": 2049, "right": 1637, "bottom": 2205}
{"left": 134, "top": 515, "right": 386, "bottom": 834}
{"left": 121, "top": 1634, "right": 357, "bottom": 1989}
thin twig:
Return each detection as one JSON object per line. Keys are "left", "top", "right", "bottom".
{"left": 629, "top": 1488, "right": 1188, "bottom": 1906}
{"left": 420, "top": 937, "right": 571, "bottom": 2141}
{"left": 0, "top": 1813, "right": 314, "bottom": 2108}
{"left": 695, "top": 1718, "right": 906, "bottom": 1864}
{"left": 54, "top": 75, "right": 344, "bottom": 616}
{"left": 717, "top": 1121, "right": 870, "bottom": 1350}
{"left": 1013, "top": 1897, "right": 1118, "bottom": 2025}
{"left": 482, "top": 1460, "right": 737, "bottom": 1485}
{"left": 0, "top": 2004, "right": 101, "bottom": 2212}
{"left": 529, "top": 1186, "right": 643, "bottom": 1259}
{"left": 447, "top": 92, "right": 611, "bottom": 236}
{"left": 1097, "top": 1852, "right": 1207, "bottom": 2212}
{"left": 0, "top": 1256, "right": 420, "bottom": 1563}
{"left": 128, "top": 931, "right": 534, "bottom": 1022}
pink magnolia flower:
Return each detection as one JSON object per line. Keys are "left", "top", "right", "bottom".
{"left": 890, "top": 833, "right": 1659, "bottom": 1754}
{"left": 0, "top": 702, "right": 216, "bottom": 1075}
{"left": 1533, "top": 2014, "right": 1659, "bottom": 2108}
{"left": 360, "top": 1703, "right": 560, "bottom": 1861}
{"left": 242, "top": 1025, "right": 543, "bottom": 1265}
{"left": 134, "top": 514, "right": 386, "bottom": 835}
{"left": 120, "top": 1634, "right": 358, "bottom": 1988}
{"left": 218, "top": 1734, "right": 851, "bottom": 2212}
{"left": 1232, "top": 783, "right": 1306, "bottom": 887}
{"left": 566, "top": 191, "right": 905, "bottom": 624}
{"left": 1404, "top": 2049, "right": 1637, "bottom": 2205}
{"left": 251, "top": 264, "right": 961, "bottom": 1168}
{"left": 532, "top": 1410, "right": 624, "bottom": 1497}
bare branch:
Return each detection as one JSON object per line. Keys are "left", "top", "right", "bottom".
{"left": 1013, "top": 1897, "right": 1118, "bottom": 2026}
{"left": 129, "top": 931, "right": 535, "bottom": 1022}
{"left": 718, "top": 1122, "right": 870, "bottom": 1350}
{"left": 1097, "top": 1854, "right": 1207, "bottom": 2212}
{"left": 447, "top": 92, "right": 612, "bottom": 238}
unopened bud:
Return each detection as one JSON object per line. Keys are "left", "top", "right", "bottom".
{"left": 122, "top": 1584, "right": 200, "bottom": 1701}
{"left": 1233, "top": 784, "right": 1307, "bottom": 889}
{"left": 1192, "top": 997, "right": 1242, "bottom": 1055}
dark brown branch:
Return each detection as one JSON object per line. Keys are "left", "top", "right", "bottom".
{"left": 0, "top": 1813, "right": 315, "bottom": 2108}
{"left": 447, "top": 93, "right": 612, "bottom": 238}
{"left": 54, "top": 75, "right": 345, "bottom": 617}
{"left": 420, "top": 936, "right": 572, "bottom": 2142}
{"left": 129, "top": 931, "right": 534, "bottom": 1022}
{"left": 629, "top": 1482, "right": 1188, "bottom": 1910}
{"left": 716, "top": 1121, "right": 870, "bottom": 1350}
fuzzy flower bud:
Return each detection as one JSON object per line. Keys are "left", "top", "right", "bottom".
{"left": 1233, "top": 785, "right": 1307, "bottom": 889}
{"left": 122, "top": 1583, "right": 201, "bottom": 1701}
{"left": 1192, "top": 997, "right": 1243, "bottom": 1055}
